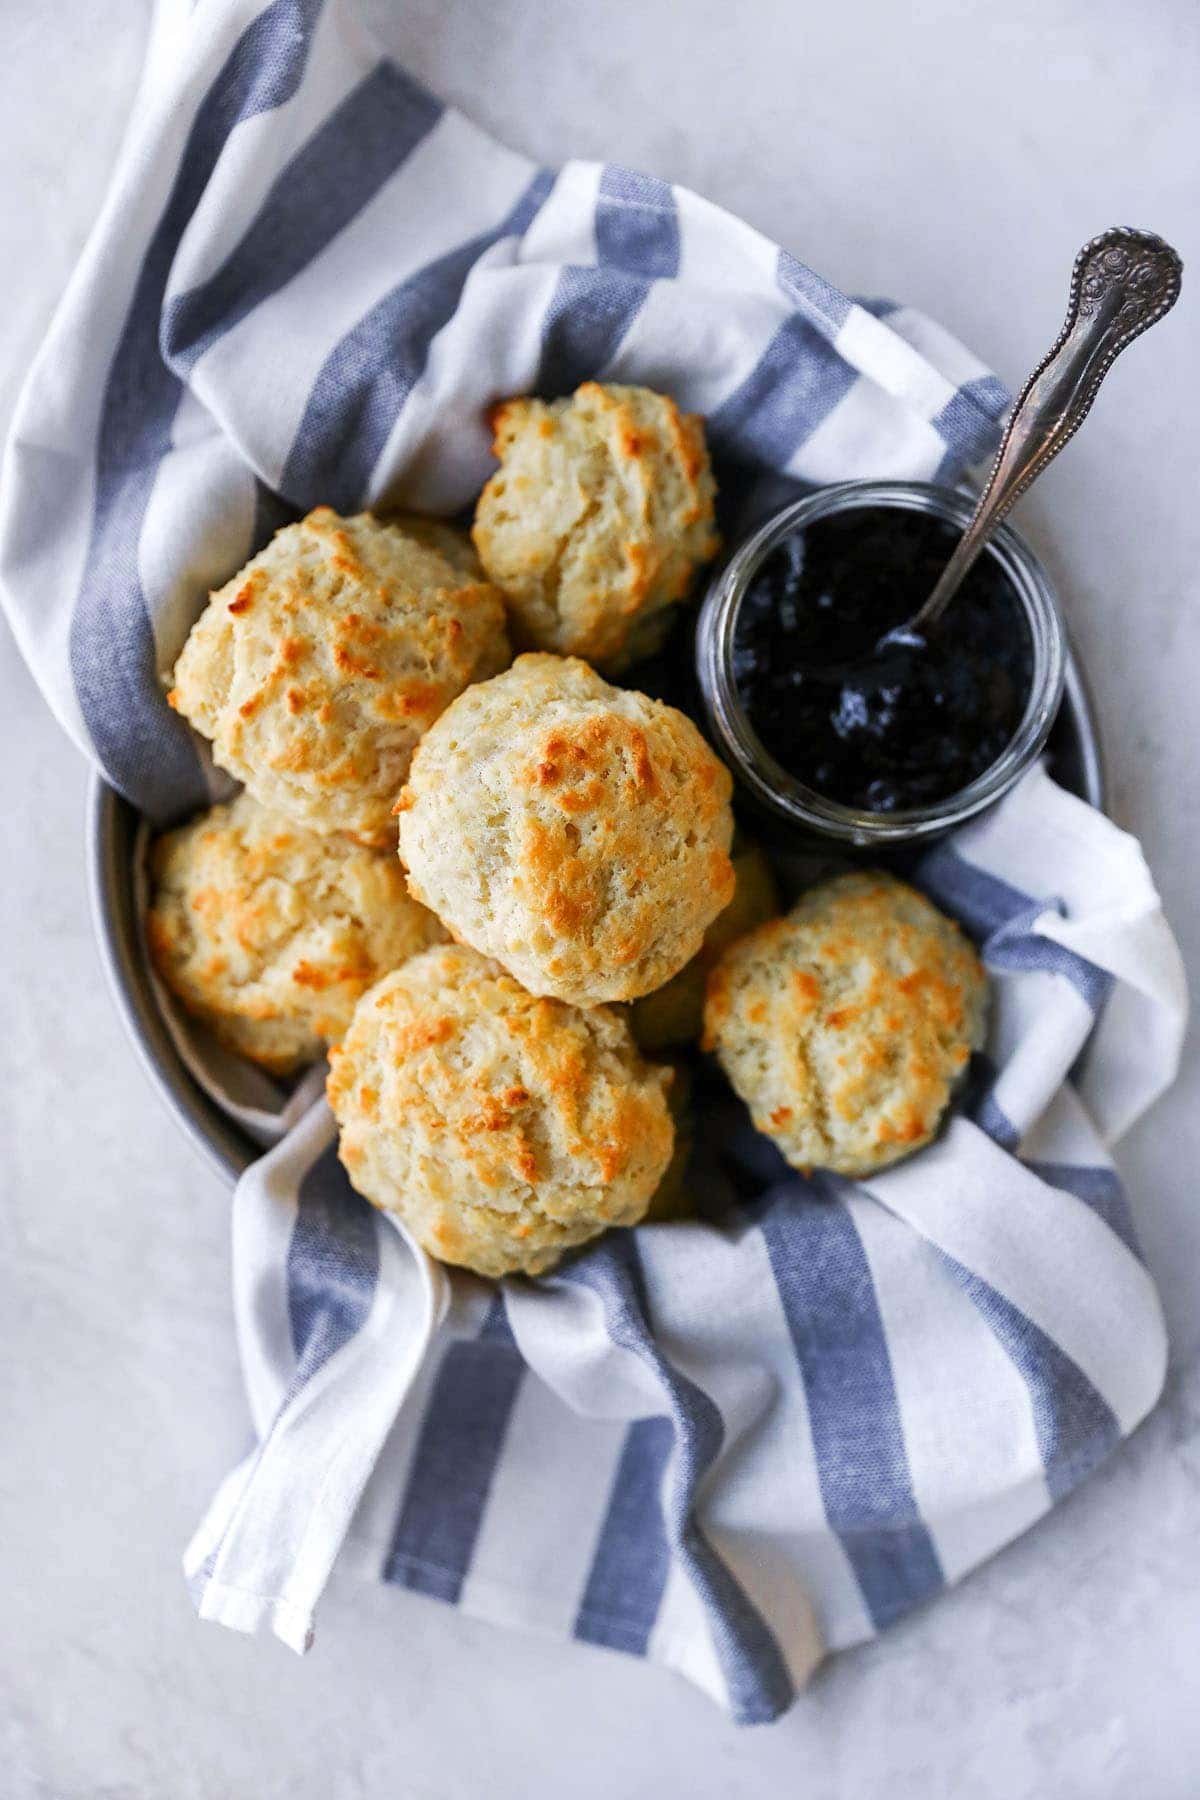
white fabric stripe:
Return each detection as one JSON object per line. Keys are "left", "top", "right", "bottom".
{"left": 601, "top": 279, "right": 788, "bottom": 419}
{"left": 139, "top": 386, "right": 258, "bottom": 669}
{"left": 985, "top": 971, "right": 1095, "bottom": 1138}
{"left": 457, "top": 1378, "right": 627, "bottom": 1634}
{"left": 163, "top": 0, "right": 372, "bottom": 304}
{"left": 835, "top": 304, "right": 958, "bottom": 419}
{"left": 848, "top": 1194, "right": 1050, "bottom": 1585}
{"left": 343, "top": 1280, "right": 487, "bottom": 1564}
{"left": 959, "top": 766, "right": 1187, "bottom": 1141}
{"left": 787, "top": 376, "right": 948, "bottom": 484}
{"left": 1074, "top": 976, "right": 1164, "bottom": 1147}
{"left": 637, "top": 1221, "right": 866, "bottom": 1660}
{"left": 673, "top": 185, "right": 780, "bottom": 292}
{"left": 186, "top": 108, "right": 534, "bottom": 488}
{"left": 517, "top": 158, "right": 600, "bottom": 264}
{"left": 184, "top": 1448, "right": 258, "bottom": 1587}
{"left": 1020, "top": 1081, "right": 1118, "bottom": 1170}
{"left": 866, "top": 1120, "right": 1167, "bottom": 1434}
{"left": 195, "top": 1183, "right": 445, "bottom": 1653}
{"left": 231, "top": 1100, "right": 326, "bottom": 1430}
{"left": 361, "top": 159, "right": 596, "bottom": 508}
{"left": 646, "top": 1558, "right": 729, "bottom": 1710}
{"left": 505, "top": 1274, "right": 667, "bottom": 1418}
{"left": 876, "top": 304, "right": 997, "bottom": 393}
{"left": 367, "top": 243, "right": 559, "bottom": 512}
{"left": 962, "top": 764, "right": 1166, "bottom": 929}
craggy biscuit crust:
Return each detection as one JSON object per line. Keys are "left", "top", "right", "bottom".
{"left": 146, "top": 792, "right": 446, "bottom": 1074}
{"left": 703, "top": 871, "right": 987, "bottom": 1176}
{"left": 630, "top": 838, "right": 780, "bottom": 1051}
{"left": 327, "top": 944, "right": 674, "bottom": 1277}
{"left": 169, "top": 508, "right": 510, "bottom": 845}
{"left": 472, "top": 382, "right": 719, "bottom": 668}
{"left": 397, "top": 654, "right": 736, "bottom": 1006}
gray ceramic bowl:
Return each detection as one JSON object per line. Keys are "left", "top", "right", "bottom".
{"left": 87, "top": 658, "right": 1104, "bottom": 1184}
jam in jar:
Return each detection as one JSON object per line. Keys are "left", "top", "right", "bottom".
{"left": 730, "top": 507, "right": 1034, "bottom": 812}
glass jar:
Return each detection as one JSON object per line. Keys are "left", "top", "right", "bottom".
{"left": 695, "top": 479, "right": 1067, "bottom": 849}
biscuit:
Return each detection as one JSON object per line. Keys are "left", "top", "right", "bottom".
{"left": 630, "top": 838, "right": 780, "bottom": 1051}
{"left": 703, "top": 871, "right": 987, "bottom": 1176}
{"left": 146, "top": 792, "right": 446, "bottom": 1074}
{"left": 327, "top": 943, "right": 675, "bottom": 1277}
{"left": 472, "top": 382, "right": 720, "bottom": 668}
{"left": 169, "top": 508, "right": 510, "bottom": 845}
{"left": 397, "top": 654, "right": 736, "bottom": 1006}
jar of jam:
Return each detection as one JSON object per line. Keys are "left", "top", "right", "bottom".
{"left": 695, "top": 480, "right": 1068, "bottom": 849}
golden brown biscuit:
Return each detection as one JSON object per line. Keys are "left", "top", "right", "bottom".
{"left": 703, "top": 871, "right": 987, "bottom": 1176}
{"left": 327, "top": 944, "right": 674, "bottom": 1277}
{"left": 169, "top": 508, "right": 510, "bottom": 845}
{"left": 397, "top": 654, "right": 736, "bottom": 1007}
{"left": 472, "top": 382, "right": 719, "bottom": 668}
{"left": 630, "top": 839, "right": 780, "bottom": 1051}
{"left": 146, "top": 792, "right": 446, "bottom": 1075}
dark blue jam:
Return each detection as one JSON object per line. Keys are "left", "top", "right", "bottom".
{"left": 731, "top": 507, "right": 1034, "bottom": 813}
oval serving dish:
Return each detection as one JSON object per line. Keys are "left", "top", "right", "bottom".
{"left": 88, "top": 555, "right": 1104, "bottom": 1185}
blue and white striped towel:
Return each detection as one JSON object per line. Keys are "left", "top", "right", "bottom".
{"left": 0, "top": 0, "right": 1186, "bottom": 1724}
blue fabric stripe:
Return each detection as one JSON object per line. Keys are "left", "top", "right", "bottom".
{"left": 985, "top": 924, "right": 1115, "bottom": 1014}
{"left": 163, "top": 63, "right": 443, "bottom": 373}
{"left": 382, "top": 1295, "right": 524, "bottom": 1602}
{"left": 974, "top": 1091, "right": 1021, "bottom": 1150}
{"left": 282, "top": 166, "right": 554, "bottom": 509}
{"left": 537, "top": 266, "right": 653, "bottom": 399}
{"left": 916, "top": 841, "right": 1037, "bottom": 934}
{"left": 193, "top": 1137, "right": 378, "bottom": 1600}
{"left": 594, "top": 166, "right": 679, "bottom": 277}
{"left": 758, "top": 1182, "right": 945, "bottom": 1629}
{"left": 777, "top": 250, "right": 851, "bottom": 333}
{"left": 574, "top": 1416, "right": 673, "bottom": 1654}
{"left": 562, "top": 1234, "right": 793, "bottom": 1725}
{"left": 1024, "top": 1161, "right": 1140, "bottom": 1258}
{"left": 935, "top": 1251, "right": 1121, "bottom": 1501}
{"left": 536, "top": 166, "right": 679, "bottom": 397}
{"left": 284, "top": 1144, "right": 377, "bottom": 1382}
{"left": 931, "top": 373, "right": 1009, "bottom": 478}
{"left": 286, "top": 1143, "right": 380, "bottom": 1387}
{"left": 854, "top": 295, "right": 902, "bottom": 319}
{"left": 707, "top": 311, "right": 858, "bottom": 470}
{"left": 965, "top": 1052, "right": 1020, "bottom": 1148}
{"left": 67, "top": 0, "right": 325, "bottom": 822}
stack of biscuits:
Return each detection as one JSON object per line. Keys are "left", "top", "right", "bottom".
{"left": 149, "top": 381, "right": 986, "bottom": 1279}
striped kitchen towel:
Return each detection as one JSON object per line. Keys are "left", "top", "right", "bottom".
{"left": 0, "top": 0, "right": 1186, "bottom": 1725}
{"left": 179, "top": 764, "right": 1184, "bottom": 1720}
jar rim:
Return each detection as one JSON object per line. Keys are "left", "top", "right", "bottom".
{"left": 695, "top": 479, "right": 1067, "bottom": 847}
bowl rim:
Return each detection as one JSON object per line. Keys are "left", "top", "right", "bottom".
{"left": 86, "top": 654, "right": 1105, "bottom": 1189}
{"left": 86, "top": 784, "right": 253, "bottom": 1185}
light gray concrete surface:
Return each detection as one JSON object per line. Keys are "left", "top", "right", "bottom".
{"left": 1, "top": 2, "right": 1197, "bottom": 1794}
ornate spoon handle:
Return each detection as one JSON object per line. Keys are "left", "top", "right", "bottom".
{"left": 911, "top": 226, "right": 1182, "bottom": 634}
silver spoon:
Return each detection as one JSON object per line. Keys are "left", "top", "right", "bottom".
{"left": 904, "top": 226, "right": 1182, "bottom": 637}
